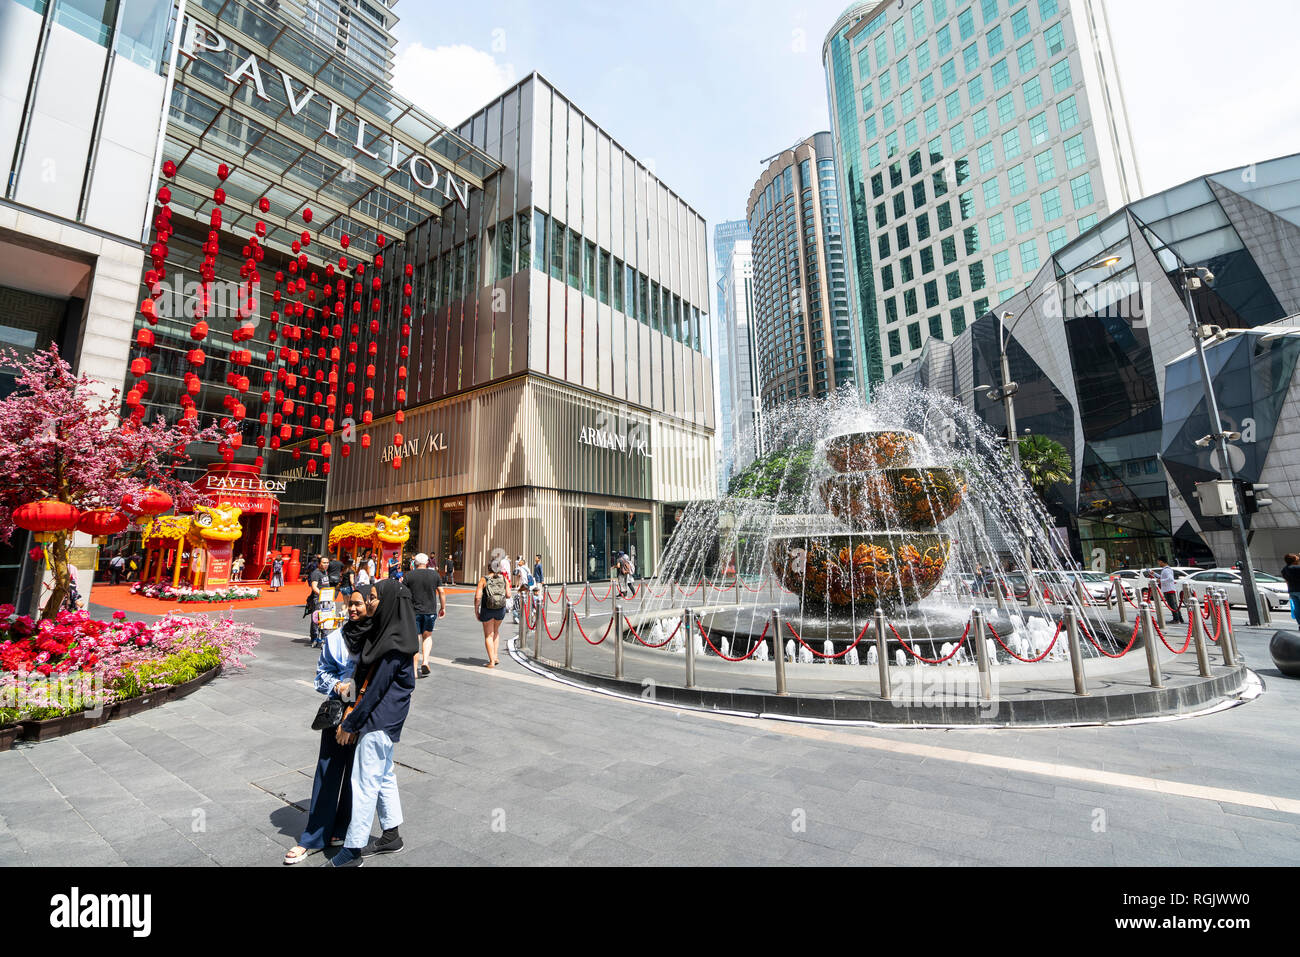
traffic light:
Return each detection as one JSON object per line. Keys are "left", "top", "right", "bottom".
{"left": 1238, "top": 481, "right": 1272, "bottom": 514}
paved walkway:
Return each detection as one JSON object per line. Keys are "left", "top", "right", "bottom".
{"left": 1, "top": 595, "right": 1299, "bottom": 866}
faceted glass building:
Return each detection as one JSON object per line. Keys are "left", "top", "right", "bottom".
{"left": 746, "top": 132, "right": 856, "bottom": 411}
{"left": 897, "top": 154, "right": 1300, "bottom": 571}
{"left": 823, "top": 0, "right": 1141, "bottom": 389}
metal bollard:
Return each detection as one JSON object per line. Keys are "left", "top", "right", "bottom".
{"left": 683, "top": 606, "right": 696, "bottom": 689}
{"left": 1106, "top": 577, "right": 1116, "bottom": 611}
{"left": 1139, "top": 600, "right": 1163, "bottom": 689}
{"left": 767, "top": 574, "right": 775, "bottom": 601}
{"left": 1117, "top": 579, "right": 1127, "bottom": 624}
{"left": 1064, "top": 606, "right": 1088, "bottom": 696}
{"left": 563, "top": 601, "right": 573, "bottom": 670}
{"left": 1188, "top": 587, "right": 1211, "bottom": 678}
{"left": 1075, "top": 578, "right": 1089, "bottom": 610}
{"left": 613, "top": 597, "right": 624, "bottom": 680}
{"left": 972, "top": 609, "right": 993, "bottom": 700}
{"left": 1218, "top": 592, "right": 1238, "bottom": 667}
{"left": 1152, "top": 581, "right": 1166, "bottom": 629}
{"left": 993, "top": 580, "right": 1008, "bottom": 613}
{"left": 874, "top": 607, "right": 890, "bottom": 700}
{"left": 532, "top": 588, "right": 542, "bottom": 660}
{"left": 771, "top": 608, "right": 787, "bottom": 696}
{"left": 584, "top": 584, "right": 591, "bottom": 619}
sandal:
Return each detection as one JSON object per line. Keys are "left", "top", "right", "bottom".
{"left": 284, "top": 845, "right": 310, "bottom": 865}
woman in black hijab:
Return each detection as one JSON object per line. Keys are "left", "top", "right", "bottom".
{"left": 328, "top": 578, "right": 419, "bottom": 867}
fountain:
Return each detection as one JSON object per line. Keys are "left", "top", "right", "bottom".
{"left": 644, "top": 385, "right": 1118, "bottom": 664}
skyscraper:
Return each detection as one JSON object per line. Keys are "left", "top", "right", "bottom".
{"left": 713, "top": 219, "right": 751, "bottom": 487}
{"left": 721, "top": 239, "right": 761, "bottom": 475}
{"left": 746, "top": 132, "right": 856, "bottom": 412}
{"left": 823, "top": 0, "right": 1141, "bottom": 388}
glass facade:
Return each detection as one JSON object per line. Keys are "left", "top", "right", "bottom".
{"left": 896, "top": 154, "right": 1300, "bottom": 570}
{"left": 745, "top": 132, "right": 857, "bottom": 413}
{"left": 823, "top": 0, "right": 1139, "bottom": 389}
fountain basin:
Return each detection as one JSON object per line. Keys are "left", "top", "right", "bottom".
{"left": 824, "top": 430, "right": 921, "bottom": 473}
{"left": 769, "top": 531, "right": 952, "bottom": 610}
{"left": 819, "top": 467, "right": 966, "bottom": 530}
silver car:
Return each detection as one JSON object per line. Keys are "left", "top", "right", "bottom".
{"left": 1183, "top": 568, "right": 1291, "bottom": 611}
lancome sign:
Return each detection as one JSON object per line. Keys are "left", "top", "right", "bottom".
{"left": 180, "top": 21, "right": 475, "bottom": 209}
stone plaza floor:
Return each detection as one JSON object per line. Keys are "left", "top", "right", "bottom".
{"left": 1, "top": 592, "right": 1299, "bottom": 866}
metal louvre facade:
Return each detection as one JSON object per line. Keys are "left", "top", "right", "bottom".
{"left": 327, "top": 375, "right": 713, "bottom": 581}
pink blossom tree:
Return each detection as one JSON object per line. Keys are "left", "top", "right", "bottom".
{"left": 0, "top": 346, "right": 228, "bottom": 619}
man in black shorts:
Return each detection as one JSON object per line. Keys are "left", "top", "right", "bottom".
{"left": 405, "top": 553, "right": 446, "bottom": 678}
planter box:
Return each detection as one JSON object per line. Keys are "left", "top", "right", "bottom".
{"left": 0, "top": 724, "right": 21, "bottom": 751}
{"left": 19, "top": 707, "right": 113, "bottom": 742}
{"left": 15, "top": 665, "right": 221, "bottom": 744}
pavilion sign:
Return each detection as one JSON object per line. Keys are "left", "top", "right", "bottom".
{"left": 180, "top": 21, "right": 475, "bottom": 209}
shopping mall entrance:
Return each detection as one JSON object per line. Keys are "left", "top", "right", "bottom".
{"left": 438, "top": 498, "right": 467, "bottom": 583}
{"left": 585, "top": 507, "right": 651, "bottom": 581}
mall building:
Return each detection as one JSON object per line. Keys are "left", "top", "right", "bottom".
{"left": 323, "top": 74, "right": 717, "bottom": 583}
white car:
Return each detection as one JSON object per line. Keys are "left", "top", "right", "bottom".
{"left": 1182, "top": 568, "right": 1291, "bottom": 611}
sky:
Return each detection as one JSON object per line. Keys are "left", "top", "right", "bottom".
{"left": 392, "top": 0, "right": 1300, "bottom": 272}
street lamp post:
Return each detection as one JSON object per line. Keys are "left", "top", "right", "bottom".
{"left": 997, "top": 312, "right": 1022, "bottom": 472}
{"left": 1180, "top": 266, "right": 1268, "bottom": 626}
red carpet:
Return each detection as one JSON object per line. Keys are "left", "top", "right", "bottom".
{"left": 89, "top": 581, "right": 479, "bottom": 614}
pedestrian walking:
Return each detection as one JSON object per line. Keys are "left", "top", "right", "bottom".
{"left": 1282, "top": 553, "right": 1300, "bottom": 629}
{"left": 1157, "top": 557, "right": 1184, "bottom": 624}
{"left": 283, "top": 584, "right": 374, "bottom": 864}
{"left": 339, "top": 557, "right": 355, "bottom": 600}
{"left": 270, "top": 554, "right": 285, "bottom": 592}
{"left": 533, "top": 554, "right": 545, "bottom": 588}
{"left": 442, "top": 554, "right": 455, "bottom": 584}
{"left": 327, "top": 553, "right": 343, "bottom": 589}
{"left": 327, "top": 579, "right": 418, "bottom": 867}
{"left": 511, "top": 557, "right": 532, "bottom": 624}
{"left": 474, "top": 555, "right": 512, "bottom": 668}
{"left": 405, "top": 553, "right": 446, "bottom": 678}
{"left": 108, "top": 553, "right": 125, "bottom": 585}
{"left": 306, "top": 555, "right": 330, "bottom": 647}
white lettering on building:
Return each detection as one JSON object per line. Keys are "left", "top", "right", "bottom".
{"left": 578, "top": 426, "right": 652, "bottom": 458}
{"left": 180, "top": 21, "right": 474, "bottom": 209}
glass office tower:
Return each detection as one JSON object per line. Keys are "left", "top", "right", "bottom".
{"left": 823, "top": 0, "right": 1141, "bottom": 388}
{"left": 721, "top": 239, "right": 761, "bottom": 474}
{"left": 746, "top": 132, "right": 857, "bottom": 412}
{"left": 713, "top": 219, "right": 751, "bottom": 488}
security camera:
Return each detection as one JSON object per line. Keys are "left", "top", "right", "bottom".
{"left": 1225, "top": 431, "right": 1242, "bottom": 442}
{"left": 1194, "top": 435, "right": 1213, "bottom": 448}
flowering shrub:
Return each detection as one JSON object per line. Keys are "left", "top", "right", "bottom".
{"left": 0, "top": 606, "right": 259, "bottom": 722}
{"left": 129, "top": 583, "right": 261, "bottom": 602}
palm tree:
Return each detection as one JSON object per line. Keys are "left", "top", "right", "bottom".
{"left": 1017, "top": 434, "right": 1072, "bottom": 499}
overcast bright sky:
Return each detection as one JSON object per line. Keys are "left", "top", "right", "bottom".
{"left": 393, "top": 0, "right": 1300, "bottom": 251}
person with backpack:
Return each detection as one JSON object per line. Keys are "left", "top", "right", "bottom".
{"left": 474, "top": 555, "right": 513, "bottom": 668}
{"left": 109, "top": 553, "right": 126, "bottom": 585}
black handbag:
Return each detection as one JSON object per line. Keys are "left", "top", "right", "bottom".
{"left": 311, "top": 697, "right": 345, "bottom": 731}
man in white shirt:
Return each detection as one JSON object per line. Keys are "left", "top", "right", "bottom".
{"left": 1156, "top": 558, "right": 1184, "bottom": 624}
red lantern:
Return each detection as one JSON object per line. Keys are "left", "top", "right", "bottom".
{"left": 191, "top": 321, "right": 209, "bottom": 340}
{"left": 187, "top": 348, "right": 205, "bottom": 366}
{"left": 259, "top": 196, "right": 270, "bottom": 213}
{"left": 140, "top": 298, "right": 156, "bottom": 318}
{"left": 303, "top": 207, "right": 313, "bottom": 223}
{"left": 217, "top": 163, "right": 230, "bottom": 180}
{"left": 214, "top": 187, "right": 226, "bottom": 204}
{"left": 404, "top": 263, "right": 414, "bottom": 278}
{"left": 392, "top": 455, "right": 401, "bottom": 469}
{"left": 76, "top": 509, "right": 128, "bottom": 537}
{"left": 395, "top": 410, "right": 405, "bottom": 424}
{"left": 13, "top": 500, "right": 80, "bottom": 533}
{"left": 123, "top": 486, "right": 172, "bottom": 517}
{"left": 129, "top": 358, "right": 147, "bottom": 377}
{"left": 162, "top": 160, "right": 177, "bottom": 178}
{"left": 342, "top": 445, "right": 351, "bottom": 458}
{"left": 136, "top": 328, "right": 155, "bottom": 348}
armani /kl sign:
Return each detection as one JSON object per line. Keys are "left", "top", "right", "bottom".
{"left": 578, "top": 426, "right": 652, "bottom": 458}
{"left": 379, "top": 431, "right": 449, "bottom": 463}
{"left": 180, "top": 22, "right": 474, "bottom": 209}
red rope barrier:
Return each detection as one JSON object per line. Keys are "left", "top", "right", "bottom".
{"left": 624, "top": 616, "right": 680, "bottom": 649}
{"left": 522, "top": 597, "right": 535, "bottom": 630}
{"left": 1080, "top": 618, "right": 1139, "bottom": 658}
{"left": 988, "top": 621, "right": 1061, "bottom": 663}
{"left": 543, "top": 607, "right": 567, "bottom": 641}
{"left": 1152, "top": 615, "right": 1194, "bottom": 654}
{"left": 573, "top": 613, "right": 613, "bottom": 646}
{"left": 699, "top": 619, "right": 771, "bottom": 661}
{"left": 783, "top": 618, "right": 874, "bottom": 660}
{"left": 584, "top": 584, "right": 615, "bottom": 604}
{"left": 676, "top": 583, "right": 703, "bottom": 598}
{"left": 888, "top": 622, "right": 969, "bottom": 664}
{"left": 1201, "top": 599, "right": 1222, "bottom": 643}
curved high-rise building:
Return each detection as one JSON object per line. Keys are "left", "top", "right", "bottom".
{"left": 745, "top": 132, "right": 856, "bottom": 413}
{"left": 824, "top": 0, "right": 1141, "bottom": 388}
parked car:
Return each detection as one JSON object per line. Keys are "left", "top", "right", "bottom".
{"left": 1182, "top": 568, "right": 1291, "bottom": 611}
{"left": 1039, "top": 570, "right": 1124, "bottom": 604}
